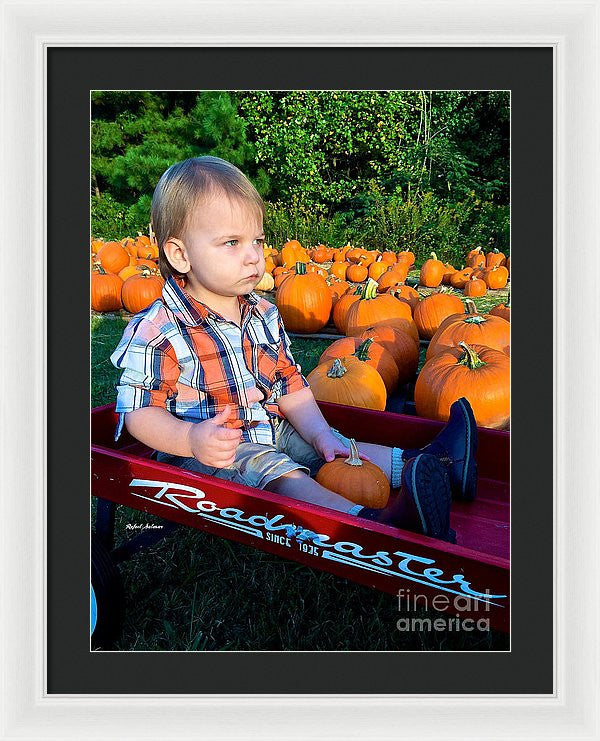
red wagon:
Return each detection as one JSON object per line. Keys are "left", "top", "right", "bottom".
{"left": 91, "top": 401, "right": 510, "bottom": 640}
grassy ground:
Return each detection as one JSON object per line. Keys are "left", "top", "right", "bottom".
{"left": 91, "top": 286, "right": 509, "bottom": 652}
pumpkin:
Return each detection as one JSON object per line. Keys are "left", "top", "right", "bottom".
{"left": 380, "top": 251, "right": 398, "bottom": 264}
{"left": 326, "top": 278, "right": 351, "bottom": 305}
{"left": 121, "top": 267, "right": 164, "bottom": 314}
{"left": 274, "top": 269, "right": 294, "bottom": 289}
{"left": 307, "top": 357, "right": 387, "bottom": 411}
{"left": 281, "top": 240, "right": 309, "bottom": 268}
{"left": 312, "top": 246, "right": 329, "bottom": 263}
{"left": 91, "top": 266, "right": 123, "bottom": 312}
{"left": 372, "top": 317, "right": 420, "bottom": 348}
{"left": 415, "top": 342, "right": 510, "bottom": 429}
{"left": 306, "top": 263, "right": 328, "bottom": 278}
{"left": 463, "top": 275, "right": 487, "bottom": 297}
{"left": 420, "top": 252, "right": 445, "bottom": 287}
{"left": 346, "top": 248, "right": 369, "bottom": 264}
{"left": 368, "top": 257, "right": 390, "bottom": 282}
{"left": 255, "top": 271, "right": 275, "bottom": 292}
{"left": 397, "top": 250, "right": 415, "bottom": 266}
{"left": 96, "top": 241, "right": 130, "bottom": 275}
{"left": 118, "top": 264, "right": 153, "bottom": 282}
{"left": 466, "top": 246, "right": 485, "bottom": 268}
{"left": 319, "top": 337, "right": 399, "bottom": 394}
{"left": 441, "top": 263, "right": 457, "bottom": 284}
{"left": 486, "top": 248, "right": 506, "bottom": 268}
{"left": 275, "top": 261, "right": 332, "bottom": 333}
{"left": 346, "top": 263, "right": 369, "bottom": 283}
{"left": 360, "top": 325, "right": 419, "bottom": 383}
{"left": 376, "top": 267, "right": 403, "bottom": 293}
{"left": 264, "top": 256, "right": 276, "bottom": 274}
{"left": 316, "top": 439, "right": 390, "bottom": 508}
{"left": 426, "top": 303, "right": 510, "bottom": 360}
{"left": 345, "top": 278, "right": 413, "bottom": 337}
{"left": 329, "top": 261, "right": 349, "bottom": 280}
{"left": 483, "top": 265, "right": 509, "bottom": 290}
{"left": 489, "top": 294, "right": 510, "bottom": 322}
{"left": 386, "top": 284, "right": 420, "bottom": 315}
{"left": 413, "top": 292, "right": 464, "bottom": 340}
{"left": 332, "top": 287, "right": 362, "bottom": 334}
{"left": 449, "top": 267, "right": 474, "bottom": 290}
{"left": 91, "top": 239, "right": 104, "bottom": 255}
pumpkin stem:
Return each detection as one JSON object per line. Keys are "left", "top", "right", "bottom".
{"left": 353, "top": 338, "right": 374, "bottom": 361}
{"left": 295, "top": 261, "right": 307, "bottom": 275}
{"left": 458, "top": 341, "right": 486, "bottom": 369}
{"left": 360, "top": 277, "right": 379, "bottom": 300}
{"left": 344, "top": 439, "right": 363, "bottom": 467}
{"left": 430, "top": 252, "right": 438, "bottom": 261}
{"left": 326, "top": 358, "right": 348, "bottom": 378}
{"left": 464, "top": 299, "right": 478, "bottom": 314}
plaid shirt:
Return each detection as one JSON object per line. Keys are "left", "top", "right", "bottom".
{"left": 110, "top": 275, "right": 309, "bottom": 445}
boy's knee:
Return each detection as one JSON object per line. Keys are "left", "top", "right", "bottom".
{"left": 263, "top": 467, "right": 309, "bottom": 492}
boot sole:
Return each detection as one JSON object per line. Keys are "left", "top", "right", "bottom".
{"left": 404, "top": 454, "right": 454, "bottom": 542}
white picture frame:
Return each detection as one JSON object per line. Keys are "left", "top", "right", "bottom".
{"left": 1, "top": 0, "right": 599, "bottom": 738}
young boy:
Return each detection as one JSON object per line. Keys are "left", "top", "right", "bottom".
{"left": 111, "top": 156, "right": 477, "bottom": 543}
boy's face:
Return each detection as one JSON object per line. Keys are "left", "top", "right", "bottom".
{"left": 165, "top": 192, "right": 266, "bottom": 305}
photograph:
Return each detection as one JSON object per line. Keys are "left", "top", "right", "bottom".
{"left": 90, "top": 89, "right": 511, "bottom": 652}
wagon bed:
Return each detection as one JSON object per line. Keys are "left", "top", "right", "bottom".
{"left": 91, "top": 401, "right": 510, "bottom": 632}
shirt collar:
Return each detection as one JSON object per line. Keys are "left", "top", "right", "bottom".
{"left": 162, "top": 275, "right": 262, "bottom": 327}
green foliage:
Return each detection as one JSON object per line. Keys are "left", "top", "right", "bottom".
{"left": 91, "top": 90, "right": 509, "bottom": 257}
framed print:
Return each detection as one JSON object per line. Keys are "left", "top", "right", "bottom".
{"left": 2, "top": 0, "right": 600, "bottom": 739}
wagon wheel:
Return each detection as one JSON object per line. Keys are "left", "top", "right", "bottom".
{"left": 91, "top": 532, "right": 124, "bottom": 649}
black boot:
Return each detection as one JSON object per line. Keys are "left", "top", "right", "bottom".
{"left": 359, "top": 454, "right": 455, "bottom": 543}
{"left": 402, "top": 397, "right": 478, "bottom": 501}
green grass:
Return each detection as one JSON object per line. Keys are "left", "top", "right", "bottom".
{"left": 91, "top": 305, "right": 509, "bottom": 652}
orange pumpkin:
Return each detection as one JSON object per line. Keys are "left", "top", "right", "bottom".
{"left": 307, "top": 357, "right": 387, "bottom": 411}
{"left": 415, "top": 342, "right": 510, "bottom": 429}
{"left": 463, "top": 275, "right": 487, "bottom": 297}
{"left": 346, "top": 263, "right": 369, "bottom": 283}
{"left": 97, "top": 241, "right": 130, "bottom": 275}
{"left": 426, "top": 304, "right": 510, "bottom": 360}
{"left": 332, "top": 287, "right": 362, "bottom": 334}
{"left": 360, "top": 325, "right": 419, "bottom": 383}
{"left": 275, "top": 261, "right": 332, "bottom": 333}
{"left": 386, "top": 284, "right": 420, "bottom": 315}
{"left": 368, "top": 257, "right": 390, "bottom": 282}
{"left": 329, "top": 261, "right": 349, "bottom": 280}
{"left": 281, "top": 240, "right": 309, "bottom": 268}
{"left": 316, "top": 439, "right": 390, "bottom": 508}
{"left": 486, "top": 248, "right": 506, "bottom": 268}
{"left": 420, "top": 252, "right": 445, "bottom": 288}
{"left": 441, "top": 263, "right": 457, "bottom": 284}
{"left": 91, "top": 266, "right": 123, "bottom": 312}
{"left": 326, "top": 278, "right": 350, "bottom": 306}
{"left": 345, "top": 278, "right": 413, "bottom": 337}
{"left": 319, "top": 337, "right": 399, "bottom": 394}
{"left": 397, "top": 250, "right": 415, "bottom": 266}
{"left": 449, "top": 267, "right": 474, "bottom": 290}
{"left": 466, "top": 246, "right": 485, "bottom": 268}
{"left": 413, "top": 292, "right": 464, "bottom": 340}
{"left": 121, "top": 268, "right": 164, "bottom": 314}
{"left": 489, "top": 295, "right": 510, "bottom": 322}
{"left": 483, "top": 265, "right": 509, "bottom": 290}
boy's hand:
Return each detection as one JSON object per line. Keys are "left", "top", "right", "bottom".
{"left": 312, "top": 429, "right": 371, "bottom": 464}
{"left": 186, "top": 404, "right": 243, "bottom": 468}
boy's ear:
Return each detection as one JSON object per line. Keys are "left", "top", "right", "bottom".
{"left": 163, "top": 238, "right": 190, "bottom": 274}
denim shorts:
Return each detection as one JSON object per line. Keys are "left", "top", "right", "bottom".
{"left": 155, "top": 417, "right": 353, "bottom": 491}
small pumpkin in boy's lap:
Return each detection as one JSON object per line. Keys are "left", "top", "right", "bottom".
{"left": 316, "top": 438, "right": 390, "bottom": 508}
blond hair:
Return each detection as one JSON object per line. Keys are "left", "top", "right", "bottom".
{"left": 151, "top": 156, "right": 265, "bottom": 279}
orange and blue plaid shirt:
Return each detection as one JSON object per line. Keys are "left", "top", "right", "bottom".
{"left": 110, "top": 275, "right": 309, "bottom": 445}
